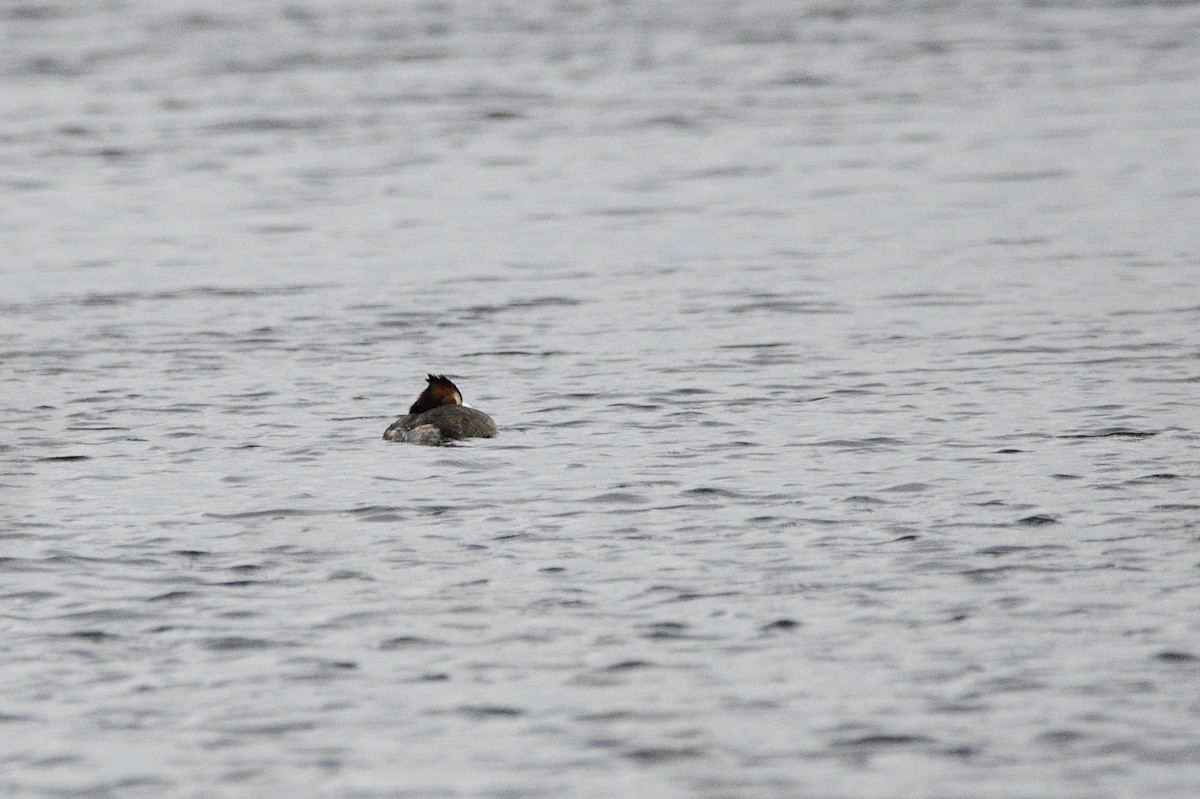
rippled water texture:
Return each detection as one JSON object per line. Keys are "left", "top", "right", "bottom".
{"left": 3, "top": 1, "right": 1199, "bottom": 797}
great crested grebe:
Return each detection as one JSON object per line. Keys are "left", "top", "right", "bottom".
{"left": 383, "top": 374, "right": 497, "bottom": 445}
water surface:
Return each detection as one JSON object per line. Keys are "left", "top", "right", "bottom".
{"left": 2, "top": 2, "right": 1199, "bottom": 797}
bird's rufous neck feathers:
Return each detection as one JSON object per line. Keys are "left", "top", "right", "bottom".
{"left": 409, "top": 374, "right": 463, "bottom": 414}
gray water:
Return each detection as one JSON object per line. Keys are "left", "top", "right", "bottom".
{"left": 3, "top": 1, "right": 1200, "bottom": 797}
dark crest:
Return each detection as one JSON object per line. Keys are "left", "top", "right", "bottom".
{"left": 409, "top": 373, "right": 463, "bottom": 414}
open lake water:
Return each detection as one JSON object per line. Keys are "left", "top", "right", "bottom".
{"left": 2, "top": 1, "right": 1199, "bottom": 797}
